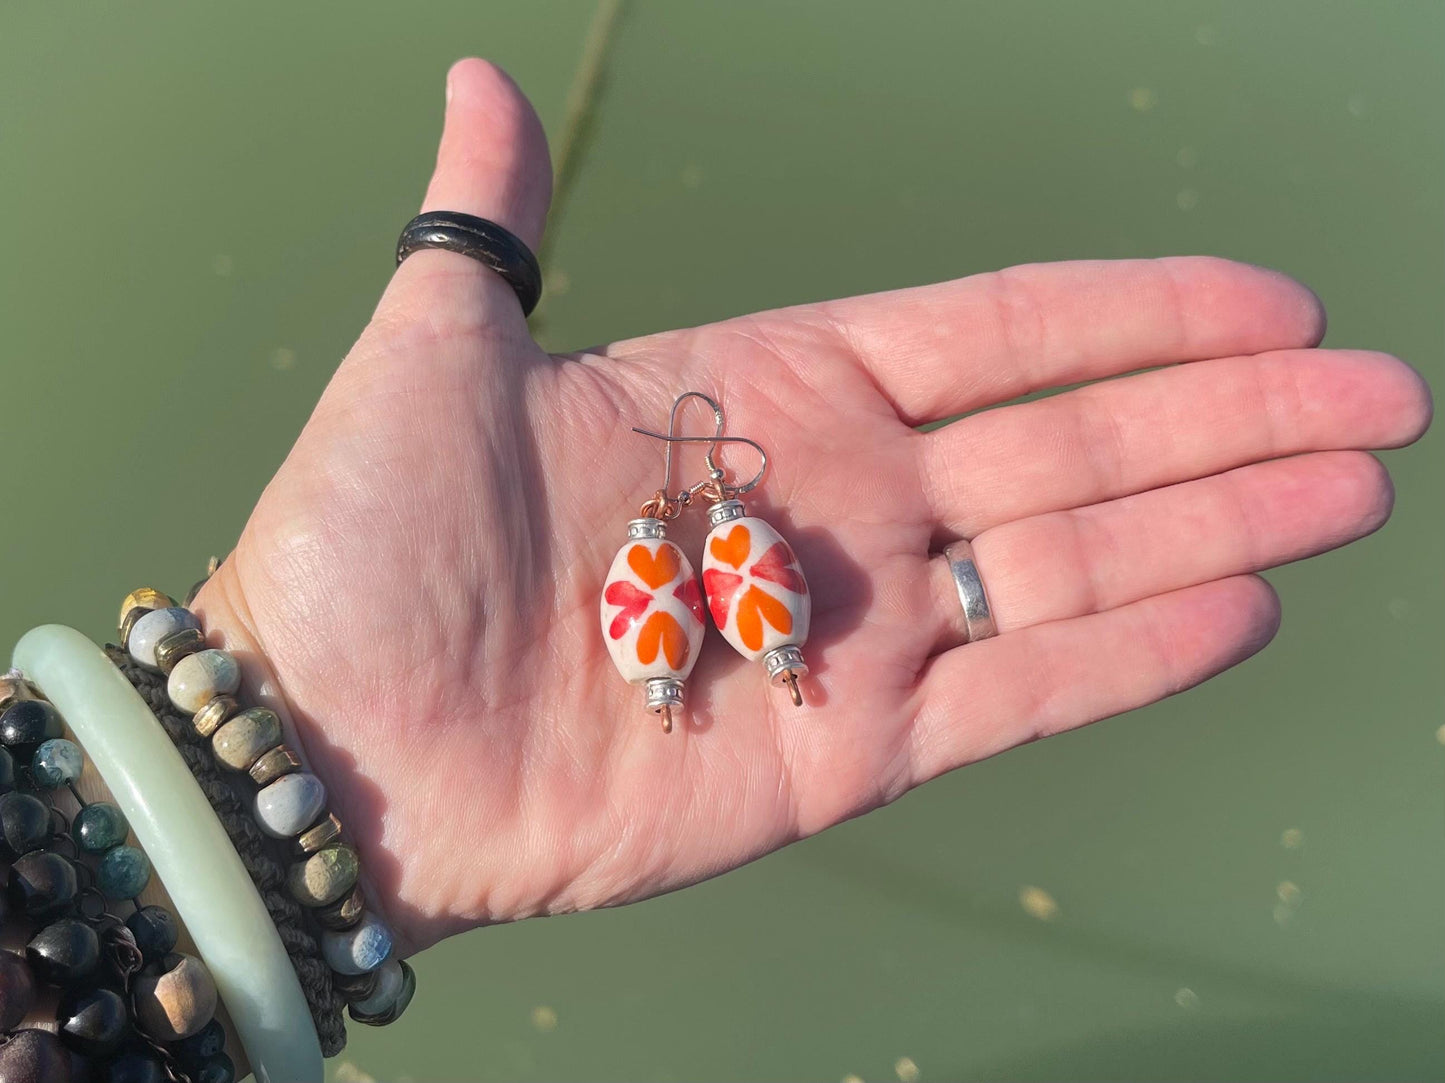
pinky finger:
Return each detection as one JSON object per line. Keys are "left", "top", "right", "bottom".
{"left": 908, "top": 575, "right": 1281, "bottom": 783}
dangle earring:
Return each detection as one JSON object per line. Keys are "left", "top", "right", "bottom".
{"left": 598, "top": 403, "right": 710, "bottom": 733}
{"left": 633, "top": 393, "right": 812, "bottom": 707}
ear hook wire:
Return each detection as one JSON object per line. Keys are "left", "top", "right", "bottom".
{"left": 631, "top": 391, "right": 768, "bottom": 512}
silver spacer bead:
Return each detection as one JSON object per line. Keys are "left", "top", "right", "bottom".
{"left": 707, "top": 500, "right": 747, "bottom": 527}
{"left": 763, "top": 644, "right": 808, "bottom": 684}
{"left": 627, "top": 517, "right": 666, "bottom": 540}
{"left": 643, "top": 677, "right": 684, "bottom": 713}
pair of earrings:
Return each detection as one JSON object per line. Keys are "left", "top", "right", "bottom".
{"left": 599, "top": 392, "right": 811, "bottom": 732}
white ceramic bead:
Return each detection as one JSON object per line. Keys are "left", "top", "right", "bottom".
{"left": 350, "top": 957, "right": 406, "bottom": 1015}
{"left": 322, "top": 912, "right": 393, "bottom": 975}
{"left": 166, "top": 649, "right": 241, "bottom": 713}
{"left": 255, "top": 772, "right": 327, "bottom": 839}
{"left": 128, "top": 607, "right": 201, "bottom": 668}
{"left": 701, "top": 512, "right": 810, "bottom": 662}
{"left": 599, "top": 528, "right": 706, "bottom": 684}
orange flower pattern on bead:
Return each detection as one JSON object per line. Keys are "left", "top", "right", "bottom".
{"left": 600, "top": 539, "right": 706, "bottom": 683}
{"left": 701, "top": 517, "right": 810, "bottom": 662}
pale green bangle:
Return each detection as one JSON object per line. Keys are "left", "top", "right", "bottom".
{"left": 13, "top": 624, "right": 324, "bottom": 1083}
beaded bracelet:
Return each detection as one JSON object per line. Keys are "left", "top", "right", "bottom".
{"left": 0, "top": 672, "right": 233, "bottom": 1083}
{"left": 118, "top": 590, "right": 415, "bottom": 1033}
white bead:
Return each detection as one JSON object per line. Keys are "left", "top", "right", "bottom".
{"left": 254, "top": 772, "right": 327, "bottom": 838}
{"left": 701, "top": 515, "right": 810, "bottom": 662}
{"left": 600, "top": 536, "right": 706, "bottom": 684}
{"left": 128, "top": 607, "right": 201, "bottom": 668}
{"left": 166, "top": 649, "right": 241, "bottom": 713}
{"left": 351, "top": 957, "right": 405, "bottom": 1014}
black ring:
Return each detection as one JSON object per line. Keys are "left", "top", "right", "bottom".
{"left": 395, "top": 211, "right": 542, "bottom": 316}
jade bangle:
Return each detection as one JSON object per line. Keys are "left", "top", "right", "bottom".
{"left": 13, "top": 624, "right": 324, "bottom": 1083}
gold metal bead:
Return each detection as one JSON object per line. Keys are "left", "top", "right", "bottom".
{"left": 117, "top": 588, "right": 174, "bottom": 637}
{"left": 298, "top": 812, "right": 343, "bottom": 855}
{"left": 154, "top": 628, "right": 206, "bottom": 674}
{"left": 314, "top": 882, "right": 366, "bottom": 930}
{"left": 249, "top": 746, "right": 302, "bottom": 787}
{"left": 192, "top": 695, "right": 238, "bottom": 738}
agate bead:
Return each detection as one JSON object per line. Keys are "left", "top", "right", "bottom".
{"left": 210, "top": 708, "right": 281, "bottom": 772}
{"left": 321, "top": 911, "right": 393, "bottom": 975}
{"left": 0, "top": 953, "right": 36, "bottom": 1031}
{"left": 126, "top": 608, "right": 200, "bottom": 669}
{"left": 30, "top": 740, "right": 82, "bottom": 790}
{"left": 72, "top": 802, "right": 129, "bottom": 854}
{"left": 133, "top": 953, "right": 217, "bottom": 1041}
{"left": 166, "top": 651, "right": 240, "bottom": 714}
{"left": 254, "top": 772, "right": 325, "bottom": 839}
{"left": 287, "top": 844, "right": 358, "bottom": 907}
{"left": 98, "top": 845, "right": 151, "bottom": 899}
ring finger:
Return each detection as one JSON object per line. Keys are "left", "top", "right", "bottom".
{"left": 922, "top": 449, "right": 1393, "bottom": 652}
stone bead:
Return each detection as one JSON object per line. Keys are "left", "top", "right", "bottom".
{"left": 210, "top": 708, "right": 281, "bottom": 771}
{"left": 166, "top": 651, "right": 240, "bottom": 714}
{"left": 0, "top": 1028, "right": 71, "bottom": 1083}
{"left": 0, "top": 793, "right": 50, "bottom": 862}
{"left": 314, "top": 882, "right": 366, "bottom": 930}
{"left": 25, "top": 920, "right": 99, "bottom": 987}
{"left": 348, "top": 956, "right": 404, "bottom": 1013}
{"left": 169, "top": 1017, "right": 224, "bottom": 1067}
{"left": 0, "top": 747, "right": 15, "bottom": 795}
{"left": 98, "top": 844, "right": 151, "bottom": 899}
{"left": 104, "top": 1051, "right": 167, "bottom": 1083}
{"left": 126, "top": 608, "right": 200, "bottom": 669}
{"left": 287, "top": 844, "right": 358, "bottom": 907}
{"left": 30, "top": 740, "right": 83, "bottom": 790}
{"left": 126, "top": 905, "right": 178, "bottom": 962}
{"left": 0, "top": 952, "right": 36, "bottom": 1031}
{"left": 254, "top": 772, "right": 326, "bottom": 839}
{"left": 0, "top": 700, "right": 63, "bottom": 752}
{"left": 321, "top": 911, "right": 393, "bottom": 975}
{"left": 700, "top": 510, "right": 811, "bottom": 661}
{"left": 599, "top": 531, "right": 706, "bottom": 685}
{"left": 350, "top": 959, "right": 416, "bottom": 1026}
{"left": 6, "top": 853, "right": 78, "bottom": 921}
{"left": 132, "top": 953, "right": 217, "bottom": 1042}
{"left": 193, "top": 1053, "right": 236, "bottom": 1083}
{"left": 71, "top": 802, "right": 129, "bottom": 854}
{"left": 56, "top": 986, "right": 128, "bottom": 1057}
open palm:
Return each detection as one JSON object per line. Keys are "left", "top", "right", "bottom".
{"left": 193, "top": 61, "right": 1430, "bottom": 956}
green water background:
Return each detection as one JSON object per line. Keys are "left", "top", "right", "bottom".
{"left": 1, "top": 3, "right": 1440, "bottom": 1080}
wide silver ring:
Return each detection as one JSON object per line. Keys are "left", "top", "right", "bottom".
{"left": 942, "top": 540, "right": 998, "bottom": 643}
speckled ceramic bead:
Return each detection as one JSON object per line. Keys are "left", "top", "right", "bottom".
{"left": 30, "top": 739, "right": 82, "bottom": 789}
{"left": 350, "top": 959, "right": 416, "bottom": 1026}
{"left": 25, "top": 919, "right": 100, "bottom": 987}
{"left": 210, "top": 708, "right": 281, "bottom": 771}
{"left": 133, "top": 953, "right": 218, "bottom": 1042}
{"left": 126, "top": 905, "right": 178, "bottom": 962}
{"left": 287, "top": 844, "right": 358, "bottom": 907}
{"left": 254, "top": 772, "right": 326, "bottom": 839}
{"left": 0, "top": 1028, "right": 70, "bottom": 1083}
{"left": 321, "top": 911, "right": 393, "bottom": 975}
{"left": 166, "top": 650, "right": 240, "bottom": 714}
{"left": 127, "top": 608, "right": 201, "bottom": 669}
{"left": 98, "top": 844, "right": 151, "bottom": 899}
{"left": 347, "top": 957, "right": 404, "bottom": 1013}
{"left": 71, "top": 801, "right": 128, "bottom": 853}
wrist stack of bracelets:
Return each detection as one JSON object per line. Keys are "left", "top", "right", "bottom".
{"left": 0, "top": 676, "right": 232, "bottom": 1083}
{"left": 0, "top": 583, "right": 414, "bottom": 1083}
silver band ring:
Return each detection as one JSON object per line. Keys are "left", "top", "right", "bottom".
{"left": 943, "top": 540, "right": 998, "bottom": 643}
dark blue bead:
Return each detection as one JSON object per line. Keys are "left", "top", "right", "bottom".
{"left": 98, "top": 845, "right": 151, "bottom": 899}
{"left": 25, "top": 918, "right": 99, "bottom": 986}
{"left": 105, "top": 1049, "right": 168, "bottom": 1083}
{"left": 7, "top": 852, "right": 78, "bottom": 921}
{"left": 193, "top": 1051, "right": 235, "bottom": 1083}
{"left": 0, "top": 699, "right": 62, "bottom": 751}
{"left": 126, "top": 905, "right": 178, "bottom": 962}
{"left": 169, "top": 1017, "right": 224, "bottom": 1066}
{"left": 0, "top": 746, "right": 15, "bottom": 794}
{"left": 0, "top": 792, "right": 51, "bottom": 862}
{"left": 57, "top": 985, "right": 128, "bottom": 1056}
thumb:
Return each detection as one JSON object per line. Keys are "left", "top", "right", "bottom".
{"left": 376, "top": 58, "right": 553, "bottom": 333}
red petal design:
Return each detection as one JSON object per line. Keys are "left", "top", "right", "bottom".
{"left": 604, "top": 580, "right": 652, "bottom": 639}
{"left": 673, "top": 577, "right": 705, "bottom": 624}
{"left": 749, "top": 541, "right": 807, "bottom": 595}
{"left": 703, "top": 568, "right": 744, "bottom": 629}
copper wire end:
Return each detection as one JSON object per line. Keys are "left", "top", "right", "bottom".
{"left": 660, "top": 705, "right": 674, "bottom": 733}
{"left": 782, "top": 670, "right": 803, "bottom": 707}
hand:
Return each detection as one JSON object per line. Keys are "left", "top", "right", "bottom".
{"left": 194, "top": 60, "right": 1431, "bottom": 955}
